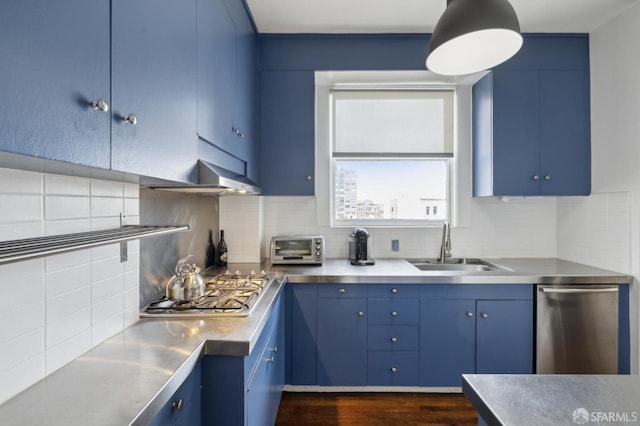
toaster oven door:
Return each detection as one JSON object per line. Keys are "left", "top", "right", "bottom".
{"left": 273, "top": 239, "right": 313, "bottom": 258}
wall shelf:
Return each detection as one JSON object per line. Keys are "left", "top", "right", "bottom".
{"left": 0, "top": 225, "right": 190, "bottom": 265}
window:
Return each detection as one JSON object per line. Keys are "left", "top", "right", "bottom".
{"left": 331, "top": 89, "right": 454, "bottom": 226}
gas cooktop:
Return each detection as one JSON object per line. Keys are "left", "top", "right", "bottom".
{"left": 140, "top": 271, "right": 274, "bottom": 318}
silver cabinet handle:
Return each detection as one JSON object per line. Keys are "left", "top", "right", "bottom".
{"left": 390, "top": 367, "right": 397, "bottom": 373}
{"left": 391, "top": 311, "right": 398, "bottom": 317}
{"left": 338, "top": 288, "right": 346, "bottom": 294}
{"left": 480, "top": 313, "right": 488, "bottom": 319}
{"left": 90, "top": 98, "right": 109, "bottom": 112}
{"left": 390, "top": 288, "right": 398, "bottom": 294}
{"left": 466, "top": 311, "right": 473, "bottom": 317}
{"left": 390, "top": 337, "right": 398, "bottom": 343}
{"left": 357, "top": 311, "right": 364, "bottom": 317}
{"left": 544, "top": 175, "right": 551, "bottom": 181}
{"left": 171, "top": 399, "right": 184, "bottom": 411}
{"left": 271, "top": 346, "right": 278, "bottom": 353}
{"left": 306, "top": 175, "right": 312, "bottom": 181}
{"left": 539, "top": 286, "right": 618, "bottom": 294}
{"left": 532, "top": 175, "right": 540, "bottom": 181}
{"left": 123, "top": 113, "right": 137, "bottom": 125}
{"left": 232, "top": 127, "right": 244, "bottom": 138}
{"left": 267, "top": 357, "right": 275, "bottom": 364}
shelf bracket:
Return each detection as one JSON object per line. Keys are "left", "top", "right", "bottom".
{"left": 120, "top": 212, "right": 128, "bottom": 263}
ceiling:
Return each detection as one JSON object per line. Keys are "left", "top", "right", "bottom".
{"left": 245, "top": 0, "right": 640, "bottom": 34}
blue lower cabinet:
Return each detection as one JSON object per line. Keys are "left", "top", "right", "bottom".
{"left": 286, "top": 284, "right": 318, "bottom": 385}
{"left": 420, "top": 299, "right": 476, "bottom": 387}
{"left": 475, "top": 300, "right": 533, "bottom": 374}
{"left": 317, "top": 298, "right": 368, "bottom": 386}
{"left": 420, "top": 288, "right": 534, "bottom": 387}
{"left": 367, "top": 352, "right": 419, "bottom": 386}
{"left": 202, "top": 293, "right": 284, "bottom": 425}
{"left": 149, "top": 362, "right": 202, "bottom": 426}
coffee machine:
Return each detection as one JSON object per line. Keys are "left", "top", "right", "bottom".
{"left": 349, "top": 227, "right": 375, "bottom": 266}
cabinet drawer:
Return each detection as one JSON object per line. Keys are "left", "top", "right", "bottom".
{"left": 368, "top": 285, "right": 420, "bottom": 299}
{"left": 368, "top": 352, "right": 419, "bottom": 386}
{"left": 318, "top": 284, "right": 367, "bottom": 299}
{"left": 368, "top": 326, "right": 419, "bottom": 351}
{"left": 368, "top": 299, "right": 419, "bottom": 325}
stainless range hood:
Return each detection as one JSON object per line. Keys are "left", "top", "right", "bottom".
{"left": 147, "top": 160, "right": 261, "bottom": 195}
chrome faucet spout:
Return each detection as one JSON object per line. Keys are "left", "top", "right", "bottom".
{"left": 438, "top": 221, "right": 452, "bottom": 263}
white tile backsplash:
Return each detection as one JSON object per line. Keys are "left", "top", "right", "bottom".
{"left": 44, "top": 174, "right": 90, "bottom": 196}
{"left": 557, "top": 192, "right": 631, "bottom": 273}
{"left": 256, "top": 195, "right": 558, "bottom": 261}
{"left": 0, "top": 169, "right": 42, "bottom": 194}
{"left": 45, "top": 196, "right": 91, "bottom": 220}
{"left": 0, "top": 195, "right": 43, "bottom": 222}
{"left": 91, "top": 179, "right": 124, "bottom": 198}
{"left": 0, "top": 169, "right": 140, "bottom": 403}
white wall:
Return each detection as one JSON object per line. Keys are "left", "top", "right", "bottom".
{"left": 557, "top": 1, "right": 640, "bottom": 372}
{"left": 0, "top": 168, "right": 140, "bottom": 403}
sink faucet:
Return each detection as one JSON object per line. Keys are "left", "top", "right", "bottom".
{"left": 438, "top": 221, "right": 452, "bottom": 263}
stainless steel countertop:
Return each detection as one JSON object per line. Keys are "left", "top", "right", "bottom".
{"left": 0, "top": 258, "right": 630, "bottom": 425}
{"left": 268, "top": 258, "right": 631, "bottom": 285}
{"left": 462, "top": 374, "right": 640, "bottom": 426}
{"left": 0, "top": 277, "right": 286, "bottom": 426}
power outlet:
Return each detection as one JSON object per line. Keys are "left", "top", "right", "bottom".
{"left": 391, "top": 239, "right": 400, "bottom": 252}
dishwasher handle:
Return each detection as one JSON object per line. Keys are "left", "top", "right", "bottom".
{"left": 538, "top": 286, "right": 618, "bottom": 294}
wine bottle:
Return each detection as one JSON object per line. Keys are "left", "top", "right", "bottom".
{"left": 205, "top": 230, "right": 216, "bottom": 269}
{"left": 217, "top": 230, "right": 228, "bottom": 267}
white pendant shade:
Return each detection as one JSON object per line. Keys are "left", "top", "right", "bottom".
{"left": 426, "top": 0, "right": 523, "bottom": 76}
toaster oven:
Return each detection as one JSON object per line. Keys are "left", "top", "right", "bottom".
{"left": 270, "top": 235, "right": 324, "bottom": 265}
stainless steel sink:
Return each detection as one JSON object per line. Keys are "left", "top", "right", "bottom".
{"left": 406, "top": 258, "right": 508, "bottom": 273}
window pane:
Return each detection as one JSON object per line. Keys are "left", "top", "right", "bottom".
{"left": 334, "top": 160, "right": 448, "bottom": 221}
{"left": 333, "top": 90, "right": 454, "bottom": 154}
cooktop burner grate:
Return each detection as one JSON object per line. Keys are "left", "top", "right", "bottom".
{"left": 141, "top": 271, "right": 271, "bottom": 317}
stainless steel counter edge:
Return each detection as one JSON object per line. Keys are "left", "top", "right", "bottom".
{"left": 0, "top": 277, "right": 286, "bottom": 426}
{"left": 269, "top": 258, "right": 632, "bottom": 285}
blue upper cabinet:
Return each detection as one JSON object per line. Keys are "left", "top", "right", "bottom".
{"left": 0, "top": 0, "right": 111, "bottom": 168}
{"left": 473, "top": 35, "right": 591, "bottom": 196}
{"left": 111, "top": 0, "right": 198, "bottom": 183}
{"left": 259, "top": 71, "right": 316, "bottom": 195}
{"left": 197, "top": 0, "right": 258, "bottom": 181}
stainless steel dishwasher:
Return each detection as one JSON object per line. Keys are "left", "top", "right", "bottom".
{"left": 536, "top": 285, "right": 618, "bottom": 374}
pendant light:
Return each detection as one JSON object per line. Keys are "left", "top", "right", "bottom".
{"left": 426, "top": 0, "right": 523, "bottom": 76}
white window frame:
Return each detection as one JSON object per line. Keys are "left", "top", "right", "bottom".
{"left": 315, "top": 71, "right": 485, "bottom": 228}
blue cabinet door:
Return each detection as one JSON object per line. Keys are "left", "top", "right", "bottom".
{"left": 149, "top": 362, "right": 202, "bottom": 426}
{"left": 286, "top": 284, "right": 318, "bottom": 385}
{"left": 0, "top": 0, "right": 110, "bottom": 168}
{"left": 539, "top": 70, "right": 591, "bottom": 195}
{"left": 225, "top": 0, "right": 259, "bottom": 183}
{"left": 246, "top": 295, "right": 284, "bottom": 426}
{"left": 111, "top": 0, "right": 197, "bottom": 183}
{"left": 197, "top": 0, "right": 258, "bottom": 180}
{"left": 474, "top": 67, "right": 591, "bottom": 197}
{"left": 259, "top": 71, "right": 316, "bottom": 195}
{"left": 317, "top": 298, "right": 367, "bottom": 385}
{"left": 492, "top": 70, "right": 541, "bottom": 196}
{"left": 476, "top": 300, "right": 533, "bottom": 374}
{"left": 197, "top": 0, "right": 236, "bottom": 153}
{"left": 420, "top": 299, "right": 476, "bottom": 387}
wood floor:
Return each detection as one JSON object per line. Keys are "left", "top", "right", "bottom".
{"left": 275, "top": 392, "right": 479, "bottom": 426}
